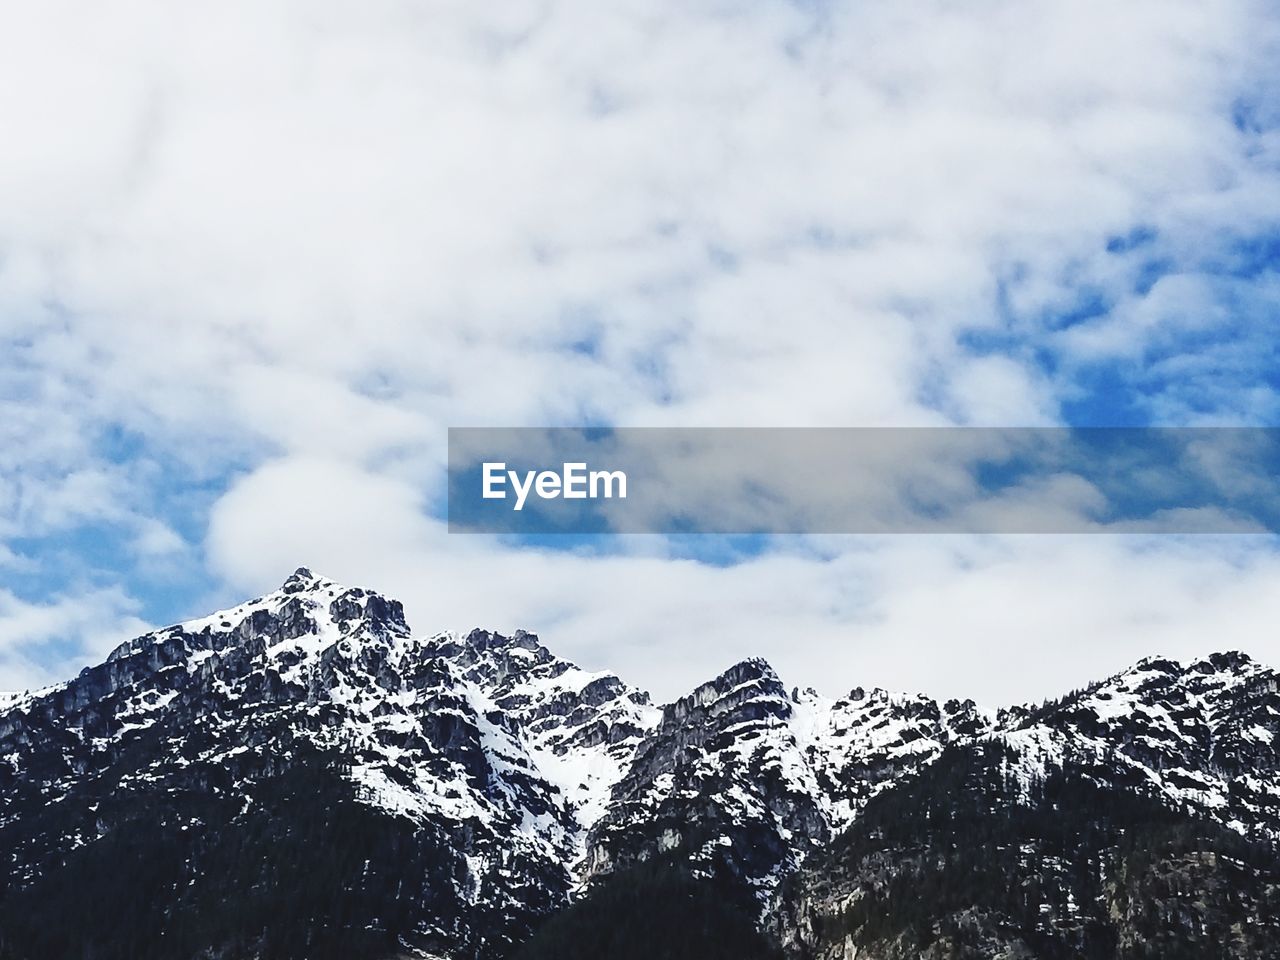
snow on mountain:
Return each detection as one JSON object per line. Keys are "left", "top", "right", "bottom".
{"left": 584, "top": 657, "right": 829, "bottom": 897}
{"left": 420, "top": 628, "right": 661, "bottom": 834}
{"left": 998, "top": 650, "right": 1280, "bottom": 840}
{"left": 580, "top": 658, "right": 994, "bottom": 906}
{"left": 0, "top": 569, "right": 581, "bottom": 954}
{"left": 2, "top": 569, "right": 1279, "bottom": 959}
{"left": 0, "top": 567, "right": 672, "bottom": 950}
{"left": 3, "top": 568, "right": 408, "bottom": 817}
{"left": 790, "top": 684, "right": 994, "bottom": 830}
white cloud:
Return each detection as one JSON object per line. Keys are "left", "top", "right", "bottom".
{"left": 3, "top": 0, "right": 1280, "bottom": 700}
{"left": 205, "top": 453, "right": 1280, "bottom": 705}
{"left": 943, "top": 356, "right": 1058, "bottom": 426}
{"left": 0, "top": 587, "right": 151, "bottom": 691}
{"left": 206, "top": 456, "right": 437, "bottom": 577}
{"left": 131, "top": 518, "right": 188, "bottom": 558}
{"left": 3, "top": 0, "right": 1274, "bottom": 440}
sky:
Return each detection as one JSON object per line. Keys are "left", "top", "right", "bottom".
{"left": 2, "top": 0, "right": 1280, "bottom": 705}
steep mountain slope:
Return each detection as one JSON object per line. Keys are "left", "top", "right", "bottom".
{"left": 0, "top": 570, "right": 652, "bottom": 959}
{"left": 1000, "top": 652, "right": 1280, "bottom": 841}
{"left": 580, "top": 660, "right": 989, "bottom": 905}
{"left": 773, "top": 653, "right": 1280, "bottom": 959}
{"left": 777, "top": 740, "right": 1280, "bottom": 960}
{"left": 1, "top": 570, "right": 1278, "bottom": 960}
{"left": 791, "top": 683, "right": 994, "bottom": 831}
{"left": 421, "top": 628, "right": 660, "bottom": 835}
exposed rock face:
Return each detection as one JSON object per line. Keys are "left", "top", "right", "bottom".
{"left": 0, "top": 570, "right": 631, "bottom": 958}
{"left": 772, "top": 652, "right": 1280, "bottom": 960}
{"left": 580, "top": 659, "right": 997, "bottom": 908}
{"left": 774, "top": 738, "right": 1280, "bottom": 960}
{"left": 1, "top": 570, "right": 1278, "bottom": 960}
{"left": 584, "top": 658, "right": 831, "bottom": 899}
{"left": 998, "top": 652, "right": 1280, "bottom": 839}
{"left": 423, "top": 627, "right": 660, "bottom": 834}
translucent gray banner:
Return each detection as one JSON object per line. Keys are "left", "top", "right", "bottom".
{"left": 447, "top": 427, "right": 1280, "bottom": 534}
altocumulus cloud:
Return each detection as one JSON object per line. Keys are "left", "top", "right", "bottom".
{"left": 2, "top": 0, "right": 1280, "bottom": 700}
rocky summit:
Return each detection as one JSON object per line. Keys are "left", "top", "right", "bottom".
{"left": 1, "top": 570, "right": 1278, "bottom": 959}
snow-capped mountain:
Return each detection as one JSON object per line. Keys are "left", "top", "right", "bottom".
{"left": 998, "top": 651, "right": 1280, "bottom": 840}
{"left": 420, "top": 628, "right": 660, "bottom": 837}
{"left": 579, "top": 659, "right": 992, "bottom": 905}
{"left": 1, "top": 569, "right": 1277, "bottom": 960}
{"left": 0, "top": 570, "right": 641, "bottom": 958}
{"left": 774, "top": 650, "right": 1280, "bottom": 960}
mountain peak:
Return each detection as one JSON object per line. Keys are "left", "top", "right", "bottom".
{"left": 462, "top": 627, "right": 545, "bottom": 654}
{"left": 1106, "top": 650, "right": 1263, "bottom": 694}
{"left": 660, "top": 657, "right": 788, "bottom": 733}
{"left": 713, "top": 656, "right": 781, "bottom": 689}
{"left": 424, "top": 628, "right": 557, "bottom": 676}
{"left": 280, "top": 566, "right": 319, "bottom": 593}
{"left": 1128, "top": 654, "right": 1182, "bottom": 675}
{"left": 1191, "top": 649, "right": 1256, "bottom": 674}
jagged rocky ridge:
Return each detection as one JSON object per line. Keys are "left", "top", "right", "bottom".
{"left": 0, "top": 570, "right": 1277, "bottom": 960}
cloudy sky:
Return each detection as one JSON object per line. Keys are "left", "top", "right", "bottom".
{"left": 3, "top": 0, "right": 1280, "bottom": 705}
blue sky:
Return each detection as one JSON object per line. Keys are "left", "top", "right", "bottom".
{"left": 2, "top": 0, "right": 1280, "bottom": 703}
